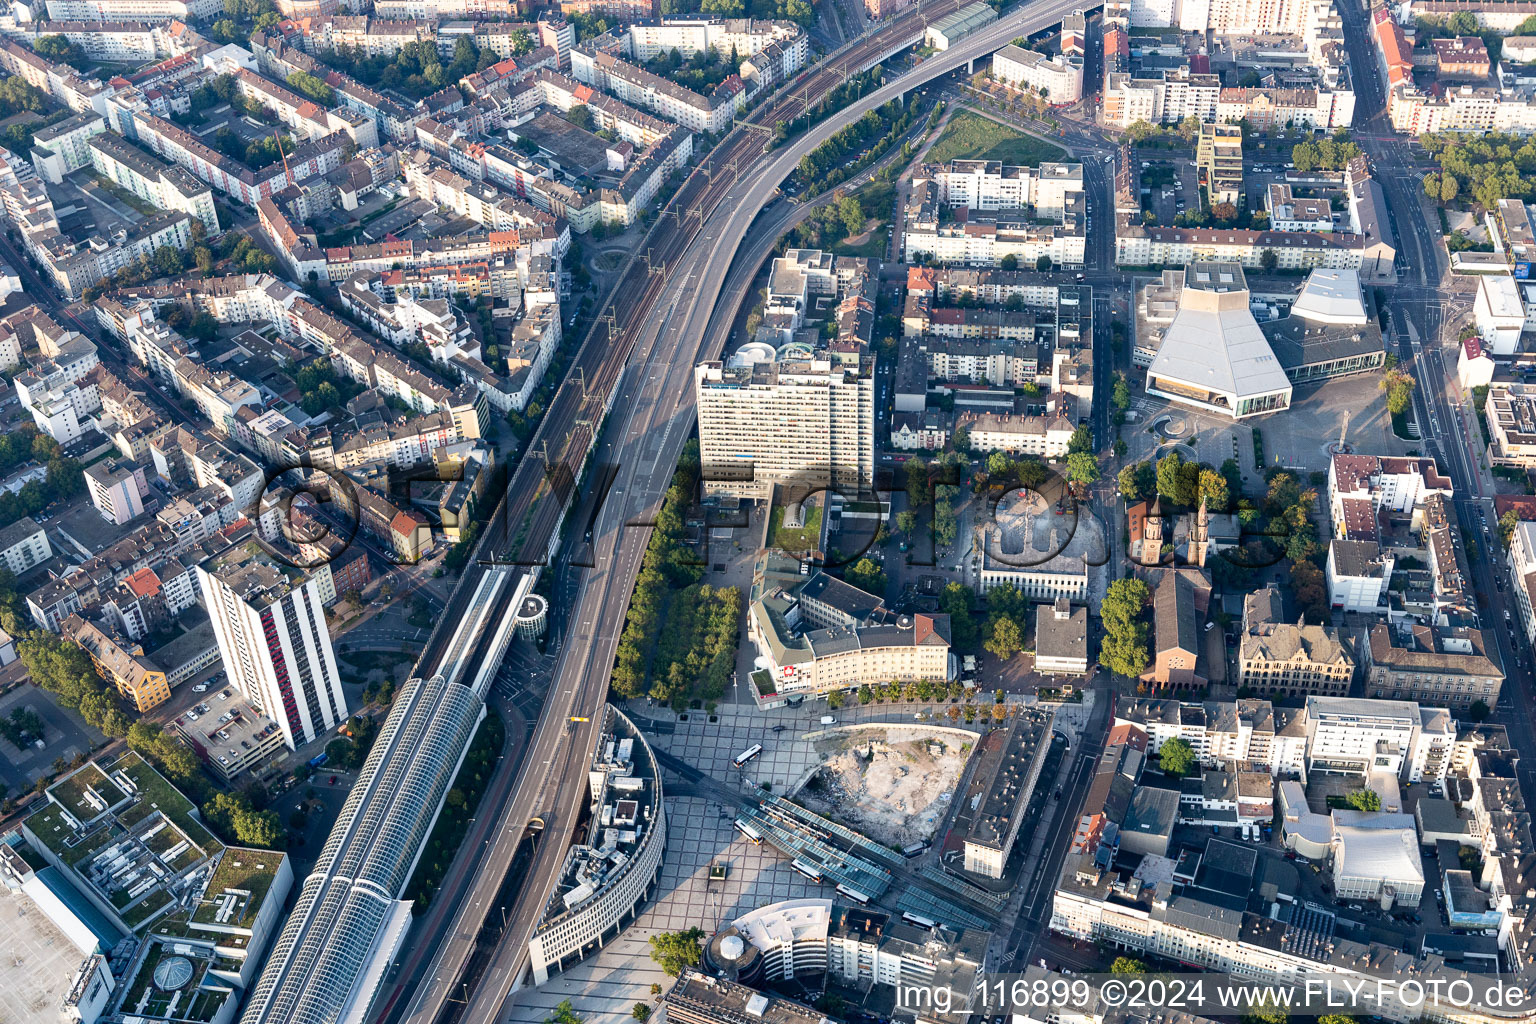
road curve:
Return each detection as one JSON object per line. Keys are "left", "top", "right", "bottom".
{"left": 398, "top": 2, "right": 1100, "bottom": 1020}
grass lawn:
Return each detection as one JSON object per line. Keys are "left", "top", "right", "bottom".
{"left": 769, "top": 504, "right": 823, "bottom": 554}
{"left": 832, "top": 224, "right": 888, "bottom": 257}
{"left": 925, "top": 111, "right": 1067, "bottom": 166}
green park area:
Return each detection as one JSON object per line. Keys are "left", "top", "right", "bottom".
{"left": 926, "top": 111, "right": 1066, "bottom": 166}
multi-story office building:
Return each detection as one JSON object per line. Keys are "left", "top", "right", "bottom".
{"left": 1235, "top": 587, "right": 1355, "bottom": 697}
{"left": 1304, "top": 695, "right": 1454, "bottom": 783}
{"left": 991, "top": 44, "right": 1084, "bottom": 103}
{"left": 528, "top": 707, "right": 665, "bottom": 983}
{"left": 960, "top": 709, "right": 1055, "bottom": 877}
{"left": 1325, "top": 537, "right": 1394, "bottom": 613}
{"left": 695, "top": 359, "right": 873, "bottom": 499}
{"left": 1364, "top": 623, "right": 1504, "bottom": 710}
{"left": 1195, "top": 122, "right": 1243, "bottom": 207}
{"left": 748, "top": 590, "right": 951, "bottom": 702}
{"left": 1327, "top": 452, "right": 1452, "bottom": 532}
{"left": 921, "top": 159, "right": 1084, "bottom": 218}
{"left": 197, "top": 546, "right": 347, "bottom": 750}
{"left": 1484, "top": 379, "right": 1536, "bottom": 467}
{"left": 1509, "top": 519, "right": 1536, "bottom": 645}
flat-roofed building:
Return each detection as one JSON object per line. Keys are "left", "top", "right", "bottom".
{"left": 1144, "top": 262, "right": 1292, "bottom": 420}
{"left": 1326, "top": 537, "right": 1394, "bottom": 614}
{"left": 1304, "top": 695, "right": 1454, "bottom": 783}
{"left": 992, "top": 44, "right": 1084, "bottom": 103}
{"left": 197, "top": 545, "right": 347, "bottom": 750}
{"left": 1035, "top": 597, "right": 1089, "bottom": 675}
{"left": 662, "top": 970, "right": 830, "bottom": 1024}
{"left": 1485, "top": 378, "right": 1536, "bottom": 466}
{"left": 958, "top": 707, "right": 1055, "bottom": 877}
{"left": 84, "top": 457, "right": 148, "bottom": 525}
{"left": 695, "top": 359, "right": 874, "bottom": 500}
{"left": 0, "top": 516, "right": 51, "bottom": 576}
{"left": 1195, "top": 121, "right": 1243, "bottom": 206}
{"left": 1475, "top": 273, "right": 1524, "bottom": 354}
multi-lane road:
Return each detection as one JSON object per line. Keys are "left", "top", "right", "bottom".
{"left": 395, "top": 1, "right": 1110, "bottom": 1020}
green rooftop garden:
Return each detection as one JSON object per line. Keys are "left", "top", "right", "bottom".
{"left": 113, "top": 752, "right": 221, "bottom": 854}
{"left": 190, "top": 848, "right": 281, "bottom": 929}
{"left": 47, "top": 762, "right": 128, "bottom": 821}
{"left": 118, "top": 941, "right": 230, "bottom": 1023}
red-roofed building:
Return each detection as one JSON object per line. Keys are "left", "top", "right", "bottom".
{"left": 1458, "top": 333, "right": 1495, "bottom": 389}
{"left": 1374, "top": 8, "right": 1413, "bottom": 89}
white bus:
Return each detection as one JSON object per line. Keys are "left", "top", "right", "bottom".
{"left": 790, "top": 859, "right": 823, "bottom": 882}
{"left": 733, "top": 744, "right": 764, "bottom": 768}
{"left": 732, "top": 819, "right": 763, "bottom": 845}
{"left": 836, "top": 884, "right": 871, "bottom": 905}
{"left": 901, "top": 912, "right": 936, "bottom": 930}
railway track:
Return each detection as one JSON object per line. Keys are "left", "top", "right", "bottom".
{"left": 480, "top": 1, "right": 969, "bottom": 570}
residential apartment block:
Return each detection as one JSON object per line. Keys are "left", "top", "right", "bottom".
{"left": 197, "top": 547, "right": 347, "bottom": 750}
{"left": 695, "top": 359, "right": 874, "bottom": 500}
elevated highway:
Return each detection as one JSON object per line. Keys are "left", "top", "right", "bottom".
{"left": 400, "top": 0, "right": 1104, "bottom": 1021}
{"left": 245, "top": 2, "right": 1101, "bottom": 1020}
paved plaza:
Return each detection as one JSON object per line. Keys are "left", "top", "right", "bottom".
{"left": 500, "top": 795, "right": 819, "bottom": 1024}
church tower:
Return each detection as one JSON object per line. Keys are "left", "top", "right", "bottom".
{"left": 1192, "top": 495, "right": 1211, "bottom": 568}
{"left": 1142, "top": 495, "right": 1165, "bottom": 566}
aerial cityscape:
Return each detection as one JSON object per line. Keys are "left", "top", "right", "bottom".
{"left": 0, "top": 0, "right": 1534, "bottom": 1019}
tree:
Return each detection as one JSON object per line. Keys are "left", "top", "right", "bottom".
{"left": 940, "top": 582, "right": 979, "bottom": 653}
{"left": 1159, "top": 737, "right": 1197, "bottom": 777}
{"left": 1000, "top": 253, "right": 1018, "bottom": 270}
{"left": 152, "top": 245, "right": 184, "bottom": 277}
{"left": 1068, "top": 424, "right": 1094, "bottom": 456}
{"left": 1118, "top": 461, "right": 1155, "bottom": 503}
{"left": 984, "top": 615, "right": 1023, "bottom": 659}
{"left": 1242, "top": 995, "right": 1290, "bottom": 1024}
{"left": 203, "top": 791, "right": 283, "bottom": 848}
{"left": 895, "top": 509, "right": 918, "bottom": 535}
{"left": 566, "top": 104, "right": 594, "bottom": 130}
{"left": 1380, "top": 367, "right": 1416, "bottom": 415}
{"left": 1110, "top": 956, "right": 1147, "bottom": 975}
{"left": 1344, "top": 787, "right": 1380, "bottom": 812}
{"left": 1112, "top": 372, "right": 1132, "bottom": 413}
{"left": 1469, "top": 699, "right": 1491, "bottom": 722}
{"left": 1198, "top": 469, "right": 1230, "bottom": 512}
{"left": 1100, "top": 578, "right": 1150, "bottom": 677}
{"left": 1067, "top": 451, "right": 1100, "bottom": 486}
{"left": 845, "top": 558, "right": 887, "bottom": 596}
{"left": 546, "top": 1002, "right": 584, "bottom": 1024}
{"left": 633, "top": 1006, "right": 652, "bottom": 1022}
{"left": 649, "top": 928, "right": 706, "bottom": 976}
{"left": 127, "top": 721, "right": 199, "bottom": 783}
{"left": 1259, "top": 248, "right": 1279, "bottom": 273}
{"left": 1156, "top": 450, "right": 1197, "bottom": 506}
{"left": 1211, "top": 201, "right": 1238, "bottom": 223}
{"left": 1499, "top": 509, "right": 1519, "bottom": 549}
{"left": 1035, "top": 254, "right": 1053, "bottom": 271}
{"left": 1291, "top": 559, "right": 1328, "bottom": 622}
{"left": 1113, "top": 438, "right": 1128, "bottom": 460}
